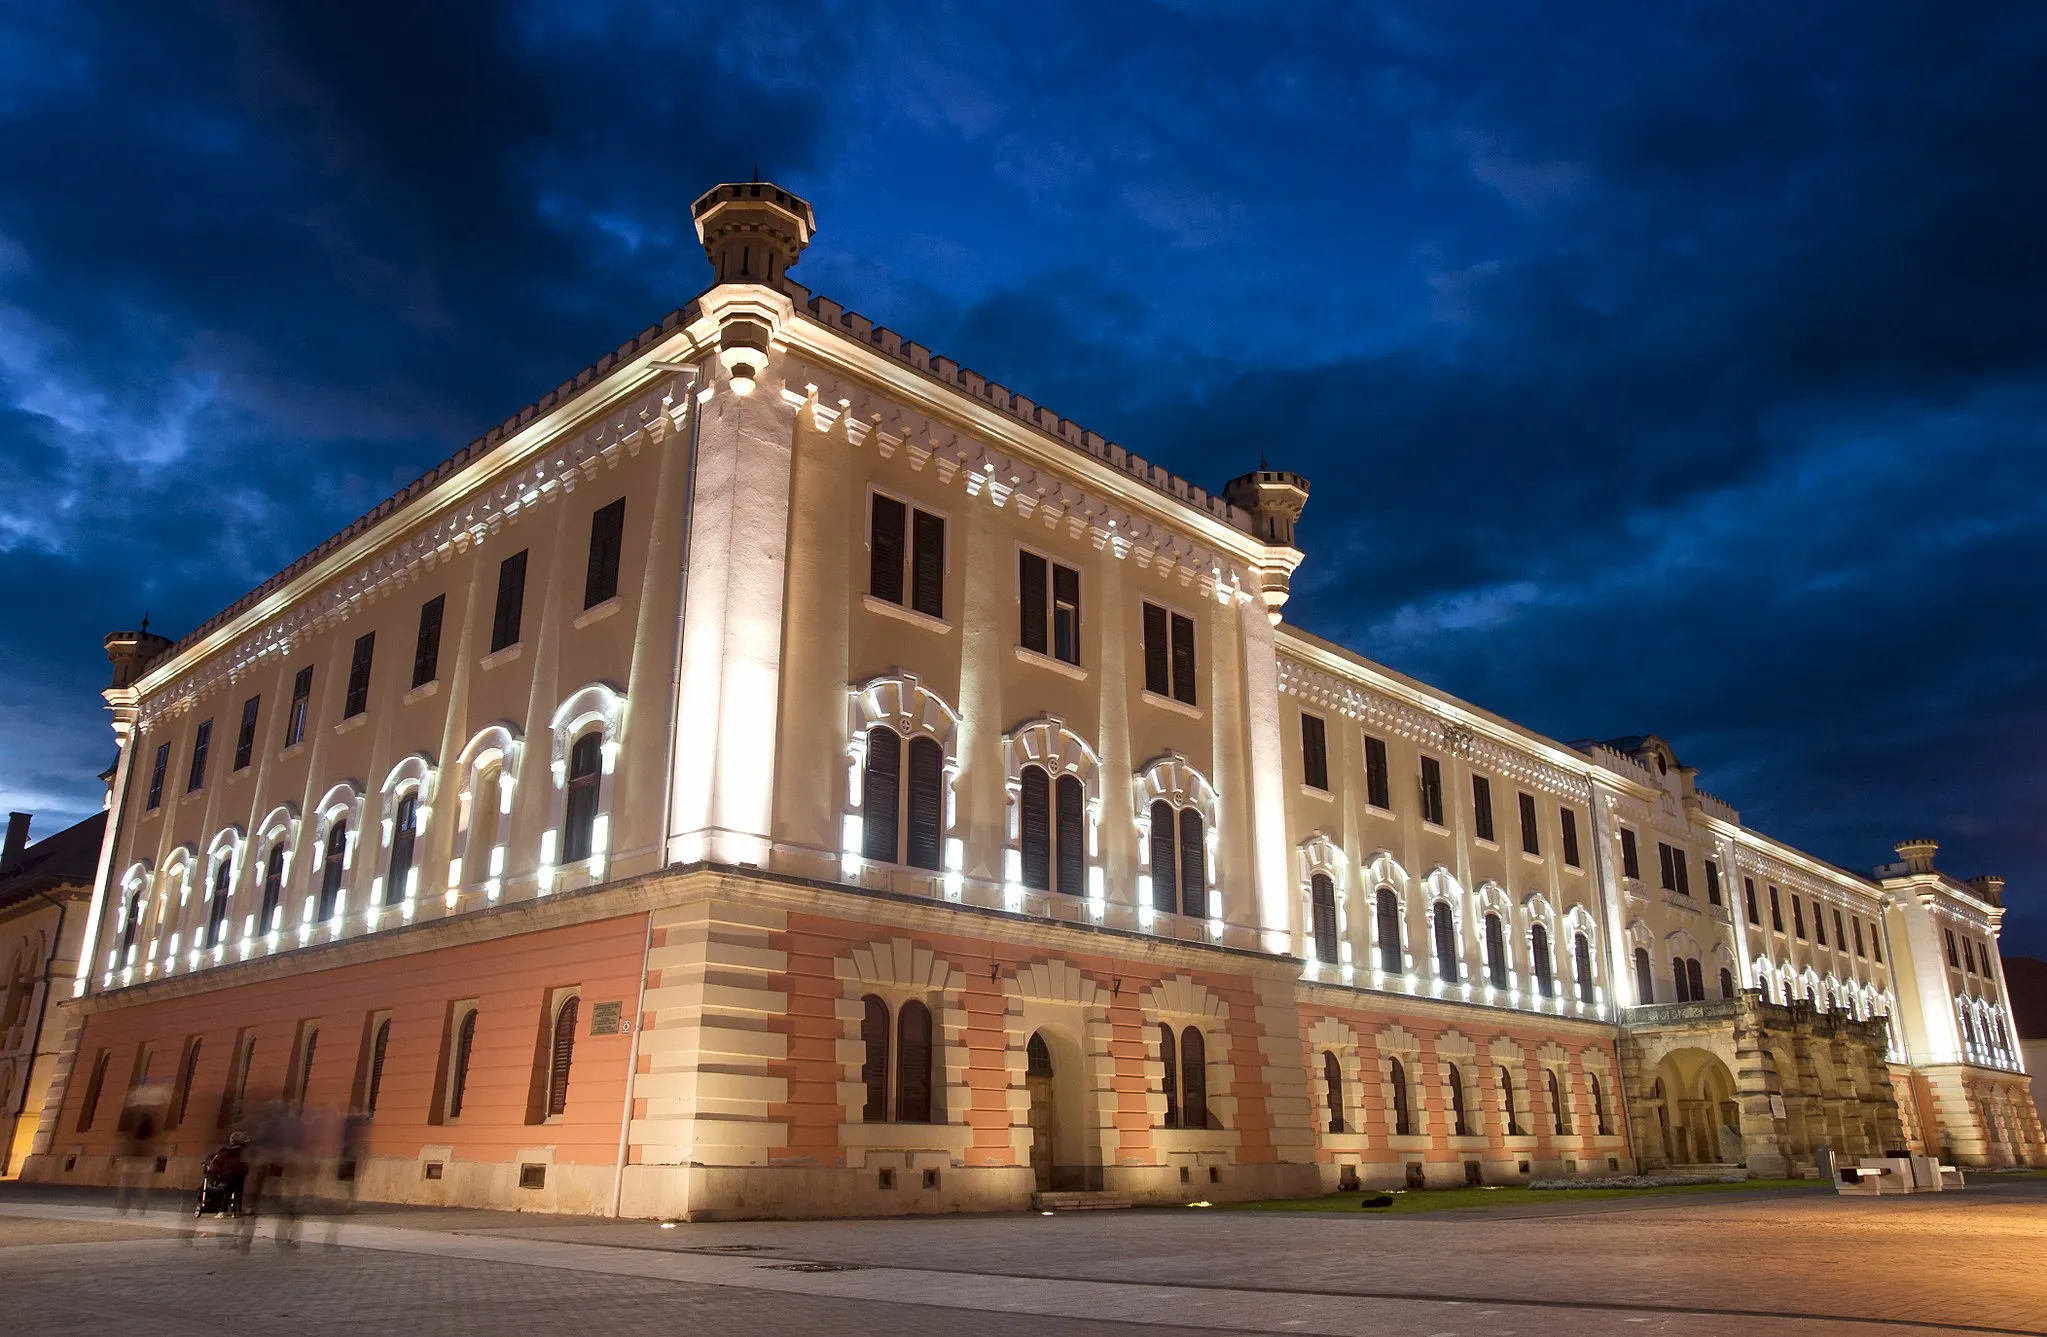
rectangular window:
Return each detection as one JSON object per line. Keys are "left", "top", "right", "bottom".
{"left": 1418, "top": 756, "right": 1444, "bottom": 827}
{"left": 1745, "top": 877, "right": 1760, "bottom": 925}
{"left": 584, "top": 497, "right": 625, "bottom": 609}
{"left": 186, "top": 719, "right": 212, "bottom": 793}
{"left": 1945, "top": 928, "right": 1958, "bottom": 968}
{"left": 413, "top": 595, "right": 445, "bottom": 689}
{"left": 870, "top": 494, "right": 906, "bottom": 604}
{"left": 1169, "top": 611, "right": 1196, "bottom": 704}
{"left": 1657, "top": 841, "right": 1677, "bottom": 891}
{"left": 1872, "top": 927, "right": 1882, "bottom": 963}
{"left": 1518, "top": 792, "right": 1540, "bottom": 856}
{"left": 1853, "top": 917, "right": 1866, "bottom": 957}
{"left": 344, "top": 632, "right": 375, "bottom": 718}
{"left": 491, "top": 549, "right": 528, "bottom": 653}
{"left": 286, "top": 666, "right": 313, "bottom": 748}
{"left": 1769, "top": 885, "right": 1784, "bottom": 932}
{"left": 1471, "top": 775, "right": 1494, "bottom": 842}
{"left": 910, "top": 509, "right": 944, "bottom": 619}
{"left": 1704, "top": 859, "right": 1722, "bottom": 905}
{"left": 1620, "top": 828, "right": 1640, "bottom": 880}
{"left": 146, "top": 742, "right": 169, "bottom": 810}
{"left": 233, "top": 696, "right": 260, "bottom": 771}
{"left": 1673, "top": 849, "right": 1690, "bottom": 897}
{"left": 1816, "top": 906, "right": 1830, "bottom": 946}
{"left": 1560, "top": 808, "right": 1581, "bottom": 868}
{"left": 1301, "top": 714, "right": 1329, "bottom": 792}
{"left": 1364, "top": 735, "right": 1391, "bottom": 810}
{"left": 1141, "top": 603, "right": 1198, "bottom": 704}
{"left": 1018, "top": 551, "right": 1081, "bottom": 665}
{"left": 1051, "top": 562, "right": 1080, "bottom": 664}
{"left": 1792, "top": 895, "right": 1806, "bottom": 939}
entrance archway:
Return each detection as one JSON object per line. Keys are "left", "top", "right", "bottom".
{"left": 1024, "top": 1027, "right": 1099, "bottom": 1192}
{"left": 1648, "top": 1048, "right": 1740, "bottom": 1166}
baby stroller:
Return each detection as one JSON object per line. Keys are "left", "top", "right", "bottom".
{"left": 195, "top": 1136, "right": 250, "bottom": 1217}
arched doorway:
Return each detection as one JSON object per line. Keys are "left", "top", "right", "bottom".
{"left": 1025, "top": 1027, "right": 1100, "bottom": 1192}
{"left": 1026, "top": 1033, "right": 1055, "bottom": 1191}
{"left": 1647, "top": 1048, "right": 1741, "bottom": 1167}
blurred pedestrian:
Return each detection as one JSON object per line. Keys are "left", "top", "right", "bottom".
{"left": 114, "top": 1102, "right": 161, "bottom": 1214}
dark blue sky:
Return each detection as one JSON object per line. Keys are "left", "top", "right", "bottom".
{"left": 2, "top": 3, "right": 2042, "bottom": 955}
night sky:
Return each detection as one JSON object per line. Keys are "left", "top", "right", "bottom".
{"left": 2, "top": 4, "right": 2042, "bottom": 956}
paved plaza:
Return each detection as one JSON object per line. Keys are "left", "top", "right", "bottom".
{"left": 2, "top": 1178, "right": 2044, "bottom": 1336}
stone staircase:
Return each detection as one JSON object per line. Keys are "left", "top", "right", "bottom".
{"left": 1030, "top": 1190, "right": 1132, "bottom": 1212}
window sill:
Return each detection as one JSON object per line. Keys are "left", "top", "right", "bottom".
{"left": 279, "top": 742, "right": 307, "bottom": 762}
{"left": 481, "top": 642, "right": 524, "bottom": 672}
{"left": 573, "top": 596, "right": 622, "bottom": 630}
{"left": 180, "top": 787, "right": 206, "bottom": 803}
{"left": 1562, "top": 862, "right": 1585, "bottom": 875}
{"left": 862, "top": 593, "right": 951, "bottom": 635}
{"left": 1473, "top": 836, "right": 1498, "bottom": 850}
{"left": 1014, "top": 644, "right": 1086, "bottom": 681}
{"left": 1299, "top": 782, "right": 1333, "bottom": 802}
{"left": 1421, "top": 821, "right": 1450, "bottom": 836}
{"left": 403, "top": 680, "right": 441, "bottom": 705}
{"left": 228, "top": 767, "right": 251, "bottom": 785}
{"left": 1140, "top": 688, "right": 1203, "bottom": 720}
{"left": 1365, "top": 804, "right": 1395, "bottom": 820}
{"left": 335, "top": 714, "right": 368, "bottom": 736}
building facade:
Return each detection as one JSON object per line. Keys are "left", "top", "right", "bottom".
{"left": 19, "top": 183, "right": 2042, "bottom": 1217}
{"left": 0, "top": 810, "right": 105, "bottom": 1175}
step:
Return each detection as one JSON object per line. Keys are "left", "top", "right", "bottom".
{"left": 1031, "top": 1190, "right": 1132, "bottom": 1212}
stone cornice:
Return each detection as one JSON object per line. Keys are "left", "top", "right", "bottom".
{"left": 1732, "top": 840, "right": 1884, "bottom": 909}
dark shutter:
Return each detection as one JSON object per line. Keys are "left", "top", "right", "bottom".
{"left": 1179, "top": 1027, "right": 1207, "bottom": 1130}
{"left": 1485, "top": 913, "right": 1508, "bottom": 988}
{"left": 1634, "top": 948, "right": 1654, "bottom": 1004}
{"left": 1310, "top": 874, "right": 1338, "bottom": 964}
{"left": 1418, "top": 756, "right": 1443, "bottom": 825}
{"left": 911, "top": 510, "right": 945, "bottom": 618}
{"left": 388, "top": 794, "right": 417, "bottom": 903}
{"left": 1159, "top": 1024, "right": 1179, "bottom": 1129}
{"left": 1519, "top": 792, "right": 1540, "bottom": 856}
{"left": 234, "top": 695, "right": 260, "bottom": 770}
{"left": 863, "top": 728, "right": 901, "bottom": 863}
{"left": 547, "top": 997, "right": 578, "bottom": 1117}
{"left": 1018, "top": 552, "right": 1047, "bottom": 653}
{"left": 1376, "top": 889, "right": 1402, "bottom": 974}
{"left": 286, "top": 666, "right": 313, "bottom": 748}
{"left": 1672, "top": 960, "right": 1690, "bottom": 1002}
{"left": 1149, "top": 800, "right": 1177, "bottom": 912}
{"left": 1621, "top": 828, "right": 1640, "bottom": 879}
{"left": 1499, "top": 1067, "right": 1520, "bottom": 1134}
{"left": 895, "top": 1000, "right": 932, "bottom": 1123}
{"left": 1658, "top": 842, "right": 1676, "bottom": 891}
{"left": 449, "top": 1010, "right": 477, "bottom": 1119}
{"left": 1364, "top": 736, "right": 1390, "bottom": 809}
{"left": 1548, "top": 1071, "right": 1566, "bottom": 1133}
{"left": 1720, "top": 968, "right": 1735, "bottom": 1000}
{"left": 563, "top": 734, "right": 602, "bottom": 862}
{"left": 206, "top": 860, "right": 231, "bottom": 946}
{"left": 147, "top": 742, "right": 169, "bottom": 809}
{"left": 345, "top": 631, "right": 375, "bottom": 717}
{"left": 261, "top": 844, "right": 284, "bottom": 931}
{"left": 172, "top": 1039, "right": 200, "bottom": 1129}
{"left": 491, "top": 550, "right": 528, "bottom": 652}
{"left": 1301, "top": 715, "right": 1329, "bottom": 791}
{"left": 413, "top": 594, "right": 445, "bottom": 688}
{"left": 1447, "top": 1064, "right": 1467, "bottom": 1134}
{"left": 1687, "top": 958, "right": 1705, "bottom": 1001}
{"left": 1705, "top": 858, "right": 1722, "bottom": 904}
{"left": 366, "top": 1019, "right": 391, "bottom": 1117}
{"left": 1054, "top": 774, "right": 1085, "bottom": 895}
{"left": 1560, "top": 809, "right": 1581, "bottom": 867}
{"left": 188, "top": 719, "right": 213, "bottom": 791}
{"left": 1141, "top": 603, "right": 1169, "bottom": 695}
{"left": 1575, "top": 934, "right": 1595, "bottom": 1004}
{"left": 870, "top": 494, "right": 906, "bottom": 604}
{"left": 1390, "top": 1057, "right": 1410, "bottom": 1135}
{"left": 1531, "top": 924, "right": 1553, "bottom": 996}
{"left": 319, "top": 821, "right": 348, "bottom": 920}
{"left": 1169, "top": 612, "right": 1196, "bottom": 705}
{"left": 1018, "top": 765, "right": 1051, "bottom": 890}
{"left": 860, "top": 997, "right": 889, "bottom": 1121}
{"left": 1471, "top": 775, "right": 1494, "bottom": 841}
{"left": 297, "top": 1028, "right": 320, "bottom": 1108}
{"left": 1178, "top": 809, "right": 1206, "bottom": 918}
{"left": 1433, "top": 903, "right": 1458, "bottom": 983}
{"left": 584, "top": 497, "right": 625, "bottom": 609}
{"left": 904, "top": 737, "right": 944, "bottom": 871}
{"left": 1323, "top": 1051, "right": 1344, "bottom": 1132}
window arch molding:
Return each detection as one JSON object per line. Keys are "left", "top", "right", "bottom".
{"left": 1474, "top": 881, "right": 1515, "bottom": 994}
{"left": 104, "top": 861, "right": 155, "bottom": 985}
{"left": 453, "top": 724, "right": 523, "bottom": 903}
{"left": 375, "top": 752, "right": 437, "bottom": 918}
{"left": 197, "top": 826, "right": 247, "bottom": 962}
{"left": 1001, "top": 714, "right": 1101, "bottom": 912}
{"left": 1296, "top": 833, "right": 1348, "bottom": 974}
{"left": 1140, "top": 974, "right": 1236, "bottom": 1134}
{"left": 1305, "top": 1016, "right": 1365, "bottom": 1139}
{"left": 150, "top": 844, "right": 197, "bottom": 976}
{"left": 845, "top": 673, "right": 964, "bottom": 885}
{"left": 547, "top": 682, "right": 626, "bottom": 889}
{"left": 834, "top": 937, "right": 971, "bottom": 1155}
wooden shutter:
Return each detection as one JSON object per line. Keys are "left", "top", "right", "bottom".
{"left": 1621, "top": 828, "right": 1640, "bottom": 879}
{"left": 172, "top": 1039, "right": 200, "bottom": 1129}
{"left": 1179, "top": 1026, "right": 1206, "bottom": 1130}
{"left": 1433, "top": 903, "right": 1457, "bottom": 983}
{"left": 1531, "top": 924, "right": 1553, "bottom": 996}
{"left": 1018, "top": 552, "right": 1048, "bottom": 653}
{"left": 1485, "top": 913, "right": 1507, "bottom": 988}
{"left": 563, "top": 734, "right": 602, "bottom": 862}
{"left": 911, "top": 509, "right": 945, "bottom": 618}
{"left": 1471, "top": 775, "right": 1493, "bottom": 841}
{"left": 863, "top": 728, "right": 901, "bottom": 862}
{"left": 261, "top": 844, "right": 284, "bottom": 929}
{"left": 1158, "top": 1024, "right": 1179, "bottom": 1129}
{"left": 492, "top": 550, "right": 528, "bottom": 652}
{"left": 547, "top": 997, "right": 579, "bottom": 1117}
{"left": 366, "top": 1019, "right": 391, "bottom": 1117}
{"left": 1323, "top": 1051, "right": 1344, "bottom": 1132}
{"left": 1390, "top": 1057, "right": 1410, "bottom": 1135}
{"left": 1364, "top": 736, "right": 1390, "bottom": 809}
{"left": 1634, "top": 948, "right": 1653, "bottom": 1004}
{"left": 1149, "top": 801, "right": 1177, "bottom": 912}
{"left": 1177, "top": 809, "right": 1206, "bottom": 918}
{"left": 1301, "top": 714, "right": 1328, "bottom": 791}
{"left": 1688, "top": 958, "right": 1705, "bottom": 1001}
{"left": 449, "top": 1011, "right": 477, "bottom": 1119}
{"left": 1141, "top": 603, "right": 1169, "bottom": 695}
{"left": 1720, "top": 968, "right": 1735, "bottom": 1000}
{"left": 1376, "top": 889, "right": 1402, "bottom": 973}
{"left": 1418, "top": 756, "right": 1442, "bottom": 824}
{"left": 860, "top": 996, "right": 889, "bottom": 1121}
{"left": 1051, "top": 563, "right": 1080, "bottom": 662}
{"left": 297, "top": 1027, "right": 320, "bottom": 1108}
{"left": 1672, "top": 960, "right": 1690, "bottom": 1002}
{"left": 869, "top": 495, "right": 906, "bottom": 604}
{"left": 584, "top": 497, "right": 625, "bottom": 609}
{"left": 904, "top": 737, "right": 944, "bottom": 871}
{"left": 1658, "top": 842, "right": 1675, "bottom": 890}
{"left": 1019, "top": 766, "right": 1052, "bottom": 890}
{"left": 1576, "top": 934, "right": 1594, "bottom": 1003}
{"left": 1499, "top": 1067, "right": 1519, "bottom": 1134}
{"left": 1169, "top": 612, "right": 1196, "bottom": 705}
{"left": 1054, "top": 775, "right": 1085, "bottom": 895}
{"left": 1548, "top": 1072, "right": 1565, "bottom": 1132}
{"left": 1311, "top": 874, "right": 1338, "bottom": 964}
{"left": 1560, "top": 808, "right": 1581, "bottom": 867}
{"left": 895, "top": 1000, "right": 932, "bottom": 1123}
{"left": 1447, "top": 1063, "right": 1466, "bottom": 1134}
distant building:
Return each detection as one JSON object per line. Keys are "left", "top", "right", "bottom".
{"left": 2007, "top": 957, "right": 2047, "bottom": 1128}
{"left": 18, "top": 182, "right": 2040, "bottom": 1215}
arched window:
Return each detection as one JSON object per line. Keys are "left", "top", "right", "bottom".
{"left": 1390, "top": 1056, "right": 1413, "bottom": 1136}
{"left": 171, "top": 1040, "right": 201, "bottom": 1129}
{"left": 1054, "top": 774, "right": 1084, "bottom": 894}
{"left": 120, "top": 884, "right": 144, "bottom": 957}
{"left": 871, "top": 731, "right": 945, "bottom": 872}
{"left": 296, "top": 1027, "right": 320, "bottom": 1108}
{"left": 1159, "top": 1023, "right": 1180, "bottom": 1129}
{"left": 260, "top": 844, "right": 286, "bottom": 933}
{"left": 1483, "top": 912, "right": 1508, "bottom": 989}
{"left": 448, "top": 1010, "right": 478, "bottom": 1120}
{"left": 1500, "top": 1066, "right": 1524, "bottom": 1135}
{"left": 562, "top": 734, "right": 603, "bottom": 863}
{"left": 1672, "top": 958, "right": 1690, "bottom": 1003}
{"left": 1633, "top": 947, "right": 1654, "bottom": 1005}
{"left": 1574, "top": 932, "right": 1595, "bottom": 1005}
{"left": 1590, "top": 1073, "right": 1610, "bottom": 1134}
{"left": 1322, "top": 1050, "right": 1345, "bottom": 1132}
{"left": 1375, "top": 889, "right": 1402, "bottom": 974}
{"left": 1530, "top": 923, "right": 1554, "bottom": 997}
{"left": 76, "top": 1051, "right": 110, "bottom": 1131}
{"left": 1687, "top": 959, "right": 1705, "bottom": 1002}
{"left": 1547, "top": 1070, "right": 1572, "bottom": 1133}
{"left": 1149, "top": 800, "right": 1178, "bottom": 913}
{"left": 365, "top": 1018, "right": 392, "bottom": 1117}
{"left": 860, "top": 996, "right": 889, "bottom": 1122}
{"left": 1446, "top": 1062, "right": 1469, "bottom": 1135}
{"left": 387, "top": 794, "right": 418, "bottom": 905}
{"left": 1179, "top": 1026, "right": 1208, "bottom": 1131}
{"left": 546, "top": 996, "right": 578, "bottom": 1118}
{"left": 204, "top": 857, "right": 233, "bottom": 948}
{"left": 1432, "top": 902, "right": 1458, "bottom": 984}
{"left": 1310, "top": 875, "right": 1339, "bottom": 965}
{"left": 1019, "top": 766, "right": 1084, "bottom": 891}
{"left": 896, "top": 1000, "right": 933, "bottom": 1123}
{"left": 319, "top": 821, "right": 349, "bottom": 922}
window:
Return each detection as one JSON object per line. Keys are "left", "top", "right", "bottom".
{"left": 1871, "top": 928, "right": 1882, "bottom": 964}
{"left": 1518, "top": 792, "right": 1540, "bottom": 856}
{"left": 1792, "top": 895, "right": 1807, "bottom": 940}
{"left": 1658, "top": 841, "right": 1677, "bottom": 891}
{"left": 1164, "top": 1026, "right": 1208, "bottom": 1130}
{"left": 170, "top": 1038, "right": 201, "bottom": 1130}
{"left": 344, "top": 632, "right": 375, "bottom": 718}
{"left": 1471, "top": 776, "right": 1494, "bottom": 842}
{"left": 220, "top": 1033, "right": 255, "bottom": 1129}
{"left": 1500, "top": 1067, "right": 1524, "bottom": 1136}
{"left": 1590, "top": 1074, "right": 1610, "bottom": 1134}
{"left": 1719, "top": 967, "right": 1736, "bottom": 999}
{"left": 1322, "top": 1051, "right": 1345, "bottom": 1133}
{"left": 860, "top": 995, "right": 936, "bottom": 1124}
{"left": 1364, "top": 735, "right": 1391, "bottom": 810}
{"left": 1944, "top": 928, "right": 1959, "bottom": 968}
{"left": 869, "top": 494, "right": 906, "bottom": 605}
{"left": 187, "top": 719, "right": 212, "bottom": 792}
{"left": 860, "top": 997, "right": 889, "bottom": 1121}
{"left": 544, "top": 995, "right": 578, "bottom": 1118}
{"left": 1853, "top": 918, "right": 1866, "bottom": 957}
{"left": 1548, "top": 1070, "right": 1572, "bottom": 1134}
{"left": 1375, "top": 889, "right": 1403, "bottom": 974}
{"left": 1704, "top": 859, "right": 1722, "bottom": 906}
{"left": 259, "top": 843, "right": 286, "bottom": 932}
{"left": 1832, "top": 908, "right": 1846, "bottom": 951}
{"left": 363, "top": 1018, "right": 392, "bottom": 1118}
{"left": 1148, "top": 800, "right": 1206, "bottom": 917}
{"left": 1141, "top": 603, "right": 1197, "bottom": 705}
{"left": 412, "top": 595, "right": 445, "bottom": 688}
{"left": 1158, "top": 1023, "right": 1178, "bottom": 1130}
{"left": 562, "top": 733, "right": 603, "bottom": 864}
{"left": 1446, "top": 1063, "right": 1470, "bottom": 1136}
{"left": 1019, "top": 765, "right": 1083, "bottom": 892}
{"left": 1018, "top": 551, "right": 1080, "bottom": 665}
{"left": 146, "top": 742, "right": 169, "bottom": 810}
{"left": 1483, "top": 912, "right": 1508, "bottom": 989}
{"left": 1300, "top": 714, "right": 1329, "bottom": 792}
{"left": 1574, "top": 933, "right": 1595, "bottom": 1005}
{"left": 1687, "top": 958, "right": 1705, "bottom": 1001}
{"left": 1418, "top": 757, "right": 1445, "bottom": 826}
{"left": 868, "top": 496, "right": 946, "bottom": 621}
{"left": 286, "top": 666, "right": 313, "bottom": 747}
{"left": 1634, "top": 947, "right": 1654, "bottom": 1004}
{"left": 584, "top": 497, "right": 626, "bottom": 608}
{"left": 1310, "top": 874, "right": 1338, "bottom": 965}
{"left": 1673, "top": 958, "right": 1691, "bottom": 1002}
{"left": 1672, "top": 850, "right": 1690, "bottom": 897}
{"left": 294, "top": 1025, "right": 320, "bottom": 1108}
{"left": 1769, "top": 885, "right": 1784, "bottom": 933}
{"left": 447, "top": 1008, "right": 478, "bottom": 1120}
{"left": 1530, "top": 923, "right": 1554, "bottom": 997}
{"left": 1744, "top": 877, "right": 1760, "bottom": 925}
{"left": 1431, "top": 902, "right": 1458, "bottom": 983}
{"left": 318, "top": 821, "right": 348, "bottom": 921}
{"left": 1815, "top": 906, "right": 1828, "bottom": 946}
{"left": 1620, "top": 828, "right": 1640, "bottom": 880}
{"left": 234, "top": 696, "right": 260, "bottom": 771}
{"left": 204, "top": 858, "right": 232, "bottom": 948}
{"left": 387, "top": 794, "right": 418, "bottom": 904}
{"left": 1389, "top": 1057, "right": 1413, "bottom": 1135}
{"left": 491, "top": 549, "right": 528, "bottom": 653}
{"left": 1560, "top": 809, "right": 1581, "bottom": 868}
{"left": 896, "top": 1001, "right": 933, "bottom": 1123}
{"left": 1962, "top": 938, "right": 1975, "bottom": 973}
{"left": 76, "top": 1050, "right": 110, "bottom": 1131}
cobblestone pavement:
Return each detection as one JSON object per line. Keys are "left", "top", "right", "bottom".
{"left": 3, "top": 1178, "right": 2044, "bottom": 1336}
